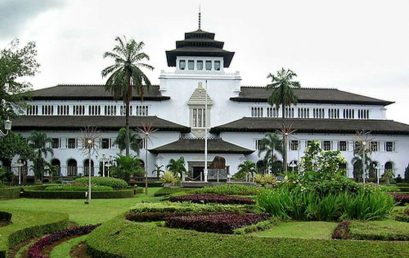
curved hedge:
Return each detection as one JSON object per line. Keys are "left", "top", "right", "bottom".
{"left": 21, "top": 189, "right": 136, "bottom": 199}
{"left": 74, "top": 177, "right": 128, "bottom": 189}
{"left": 0, "top": 211, "right": 12, "bottom": 222}
{"left": 0, "top": 209, "right": 68, "bottom": 258}
{"left": 86, "top": 215, "right": 409, "bottom": 258}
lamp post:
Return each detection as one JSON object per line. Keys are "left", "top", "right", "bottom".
{"left": 85, "top": 138, "right": 92, "bottom": 204}
{"left": 204, "top": 80, "right": 208, "bottom": 182}
{"left": 106, "top": 155, "right": 113, "bottom": 177}
{"left": 16, "top": 159, "right": 26, "bottom": 185}
{"left": 0, "top": 117, "right": 11, "bottom": 137}
{"left": 362, "top": 141, "right": 366, "bottom": 184}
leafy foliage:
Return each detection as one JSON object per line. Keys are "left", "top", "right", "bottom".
{"left": 0, "top": 132, "right": 33, "bottom": 169}
{"left": 257, "top": 133, "right": 283, "bottom": 174}
{"left": 44, "top": 185, "right": 113, "bottom": 192}
{"left": 102, "top": 36, "right": 153, "bottom": 155}
{"left": 332, "top": 221, "right": 351, "bottom": 239}
{"left": 165, "top": 212, "right": 269, "bottom": 234}
{"left": 166, "top": 157, "right": 187, "bottom": 179}
{"left": 235, "top": 160, "right": 256, "bottom": 180}
{"left": 160, "top": 171, "right": 178, "bottom": 185}
{"left": 348, "top": 220, "right": 409, "bottom": 241}
{"left": 254, "top": 174, "right": 277, "bottom": 186}
{"left": 28, "top": 131, "right": 53, "bottom": 180}
{"left": 110, "top": 155, "right": 144, "bottom": 182}
{"left": 113, "top": 128, "right": 141, "bottom": 155}
{"left": 73, "top": 176, "right": 128, "bottom": 189}
{"left": 169, "top": 194, "right": 255, "bottom": 205}
{"left": 392, "top": 193, "right": 409, "bottom": 205}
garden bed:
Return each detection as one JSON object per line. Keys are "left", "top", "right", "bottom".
{"left": 169, "top": 194, "right": 255, "bottom": 205}
{"left": 392, "top": 192, "right": 409, "bottom": 204}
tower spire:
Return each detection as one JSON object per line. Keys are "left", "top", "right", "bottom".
{"left": 198, "top": 5, "right": 201, "bottom": 30}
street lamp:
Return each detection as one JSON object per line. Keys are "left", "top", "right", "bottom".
{"left": 85, "top": 138, "right": 92, "bottom": 204}
{"left": 15, "top": 159, "right": 26, "bottom": 185}
{"left": 362, "top": 141, "right": 367, "bottom": 184}
{"left": 0, "top": 118, "right": 11, "bottom": 137}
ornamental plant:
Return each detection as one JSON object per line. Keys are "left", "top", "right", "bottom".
{"left": 169, "top": 194, "right": 255, "bottom": 205}
{"left": 160, "top": 171, "right": 178, "bottom": 185}
{"left": 255, "top": 174, "right": 277, "bottom": 187}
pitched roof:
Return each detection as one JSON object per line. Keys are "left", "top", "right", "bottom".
{"left": 149, "top": 138, "right": 253, "bottom": 154}
{"left": 12, "top": 116, "right": 190, "bottom": 132}
{"left": 28, "top": 84, "right": 170, "bottom": 101}
{"left": 210, "top": 117, "right": 409, "bottom": 135}
{"left": 230, "top": 87, "right": 393, "bottom": 106}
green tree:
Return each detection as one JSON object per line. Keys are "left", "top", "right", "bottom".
{"left": 235, "top": 160, "right": 257, "bottom": 181}
{"left": 152, "top": 164, "right": 165, "bottom": 178}
{"left": 258, "top": 133, "right": 283, "bottom": 174}
{"left": 113, "top": 128, "right": 141, "bottom": 155}
{"left": 111, "top": 155, "right": 144, "bottom": 182}
{"left": 28, "top": 131, "right": 53, "bottom": 180}
{"left": 267, "top": 68, "right": 300, "bottom": 174}
{"left": 0, "top": 39, "right": 39, "bottom": 121}
{"left": 102, "top": 36, "right": 154, "bottom": 156}
{"left": 0, "top": 132, "right": 33, "bottom": 162}
{"left": 166, "top": 157, "right": 187, "bottom": 179}
{"left": 404, "top": 164, "right": 409, "bottom": 183}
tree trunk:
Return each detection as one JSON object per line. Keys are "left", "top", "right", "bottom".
{"left": 125, "top": 74, "right": 131, "bottom": 156}
{"left": 281, "top": 101, "right": 288, "bottom": 175}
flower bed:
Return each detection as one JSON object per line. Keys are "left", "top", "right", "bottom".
{"left": 165, "top": 212, "right": 269, "bottom": 234}
{"left": 169, "top": 194, "right": 255, "bottom": 205}
{"left": 392, "top": 193, "right": 409, "bottom": 204}
{"left": 27, "top": 224, "right": 99, "bottom": 258}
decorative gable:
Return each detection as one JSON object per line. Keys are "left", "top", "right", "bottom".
{"left": 187, "top": 84, "right": 213, "bottom": 106}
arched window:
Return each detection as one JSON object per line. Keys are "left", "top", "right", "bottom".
{"left": 67, "top": 159, "right": 77, "bottom": 176}
{"left": 51, "top": 159, "right": 61, "bottom": 176}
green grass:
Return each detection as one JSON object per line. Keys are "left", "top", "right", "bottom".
{"left": 349, "top": 220, "right": 409, "bottom": 240}
{"left": 252, "top": 221, "right": 338, "bottom": 240}
{"left": 86, "top": 215, "right": 409, "bottom": 258}
{"left": 50, "top": 234, "right": 87, "bottom": 258}
{"left": 0, "top": 187, "right": 161, "bottom": 225}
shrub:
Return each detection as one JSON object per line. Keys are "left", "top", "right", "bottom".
{"left": 44, "top": 185, "right": 113, "bottom": 192}
{"left": 153, "top": 187, "right": 189, "bottom": 197}
{"left": 332, "top": 221, "right": 351, "bottom": 239}
{"left": 257, "top": 187, "right": 394, "bottom": 221}
{"left": 348, "top": 220, "right": 409, "bottom": 241}
{"left": 160, "top": 171, "right": 178, "bottom": 185}
{"left": 392, "top": 193, "right": 409, "bottom": 205}
{"left": 0, "top": 211, "right": 12, "bottom": 222}
{"left": 233, "top": 218, "right": 279, "bottom": 234}
{"left": 27, "top": 224, "right": 99, "bottom": 258}
{"left": 255, "top": 174, "right": 277, "bottom": 186}
{"left": 73, "top": 177, "right": 128, "bottom": 189}
{"left": 165, "top": 212, "right": 269, "bottom": 234}
{"left": 110, "top": 155, "right": 144, "bottom": 182}
{"left": 194, "top": 184, "right": 260, "bottom": 196}
{"left": 21, "top": 189, "right": 135, "bottom": 199}
{"left": 169, "top": 194, "right": 255, "bottom": 205}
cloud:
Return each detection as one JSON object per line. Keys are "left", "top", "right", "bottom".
{"left": 0, "top": 0, "right": 63, "bottom": 39}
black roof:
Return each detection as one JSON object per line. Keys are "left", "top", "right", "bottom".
{"left": 210, "top": 117, "right": 409, "bottom": 135}
{"left": 230, "top": 87, "right": 393, "bottom": 106}
{"left": 166, "top": 29, "right": 235, "bottom": 68}
{"left": 27, "top": 84, "right": 170, "bottom": 101}
{"left": 12, "top": 116, "right": 190, "bottom": 133}
{"left": 149, "top": 138, "right": 253, "bottom": 154}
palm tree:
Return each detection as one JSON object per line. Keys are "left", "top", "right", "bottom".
{"left": 102, "top": 36, "right": 154, "bottom": 156}
{"left": 166, "top": 157, "right": 187, "bottom": 180}
{"left": 28, "top": 131, "right": 53, "bottom": 180}
{"left": 152, "top": 164, "right": 165, "bottom": 178}
{"left": 114, "top": 128, "right": 141, "bottom": 155}
{"left": 236, "top": 160, "right": 257, "bottom": 181}
{"left": 258, "top": 133, "right": 283, "bottom": 174}
{"left": 267, "top": 68, "right": 300, "bottom": 174}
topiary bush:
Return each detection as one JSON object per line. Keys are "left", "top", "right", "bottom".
{"left": 44, "top": 185, "right": 113, "bottom": 192}
{"left": 73, "top": 177, "right": 128, "bottom": 189}
{"left": 165, "top": 212, "right": 269, "bottom": 234}
{"left": 193, "top": 184, "right": 260, "bottom": 196}
{"left": 169, "top": 194, "right": 255, "bottom": 205}
{"left": 21, "top": 189, "right": 135, "bottom": 199}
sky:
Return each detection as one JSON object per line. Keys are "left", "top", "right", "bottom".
{"left": 1, "top": 0, "right": 408, "bottom": 124}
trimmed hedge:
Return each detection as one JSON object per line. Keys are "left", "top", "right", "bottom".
{"left": 395, "top": 214, "right": 409, "bottom": 222}
{"left": 153, "top": 187, "right": 190, "bottom": 197}
{"left": 28, "top": 224, "right": 99, "bottom": 258}
{"left": 194, "top": 184, "right": 260, "bottom": 196}
{"left": 0, "top": 209, "right": 68, "bottom": 258}
{"left": 86, "top": 215, "right": 409, "bottom": 258}
{"left": 0, "top": 211, "right": 12, "bottom": 222}
{"left": 348, "top": 220, "right": 409, "bottom": 241}
{"left": 165, "top": 212, "right": 269, "bottom": 234}
{"left": 169, "top": 194, "right": 255, "bottom": 205}
{"left": 44, "top": 185, "right": 113, "bottom": 192}
{"left": 135, "top": 181, "right": 163, "bottom": 187}
{"left": 74, "top": 177, "right": 128, "bottom": 189}
{"left": 0, "top": 185, "right": 49, "bottom": 199}
{"left": 21, "top": 189, "right": 136, "bottom": 199}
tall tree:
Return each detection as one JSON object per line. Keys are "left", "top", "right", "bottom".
{"left": 0, "top": 39, "right": 39, "bottom": 121}
{"left": 113, "top": 128, "right": 141, "bottom": 155}
{"left": 28, "top": 131, "right": 53, "bottom": 180}
{"left": 166, "top": 157, "right": 187, "bottom": 180}
{"left": 267, "top": 68, "right": 300, "bottom": 174}
{"left": 258, "top": 133, "right": 283, "bottom": 174}
{"left": 102, "top": 36, "right": 154, "bottom": 156}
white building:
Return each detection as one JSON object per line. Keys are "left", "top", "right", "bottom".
{"left": 10, "top": 25, "right": 409, "bottom": 181}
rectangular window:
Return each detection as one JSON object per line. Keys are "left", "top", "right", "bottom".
{"left": 179, "top": 60, "right": 186, "bottom": 70}
{"left": 255, "top": 139, "right": 263, "bottom": 150}
{"left": 67, "top": 138, "right": 76, "bottom": 149}
{"left": 205, "top": 60, "right": 212, "bottom": 70}
{"left": 101, "top": 138, "right": 110, "bottom": 149}
{"left": 305, "top": 140, "right": 313, "bottom": 148}
{"left": 197, "top": 60, "right": 203, "bottom": 70}
{"left": 290, "top": 140, "right": 299, "bottom": 151}
{"left": 323, "top": 141, "right": 331, "bottom": 151}
{"left": 51, "top": 138, "right": 60, "bottom": 149}
{"left": 188, "top": 60, "right": 194, "bottom": 70}
{"left": 385, "top": 141, "right": 394, "bottom": 152}
{"left": 338, "top": 141, "right": 347, "bottom": 151}
{"left": 214, "top": 61, "right": 221, "bottom": 71}
{"left": 371, "top": 141, "right": 378, "bottom": 152}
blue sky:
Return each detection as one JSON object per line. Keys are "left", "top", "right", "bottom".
{"left": 1, "top": 0, "right": 408, "bottom": 123}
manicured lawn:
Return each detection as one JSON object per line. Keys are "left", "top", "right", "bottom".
{"left": 252, "top": 221, "right": 338, "bottom": 240}
{"left": 0, "top": 187, "right": 161, "bottom": 225}
{"left": 50, "top": 234, "right": 87, "bottom": 258}
{"left": 349, "top": 220, "right": 409, "bottom": 240}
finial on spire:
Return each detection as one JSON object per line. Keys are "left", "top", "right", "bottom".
{"left": 198, "top": 4, "right": 201, "bottom": 30}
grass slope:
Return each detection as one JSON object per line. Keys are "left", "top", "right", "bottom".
{"left": 86, "top": 216, "right": 409, "bottom": 258}
{"left": 252, "top": 221, "right": 338, "bottom": 240}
